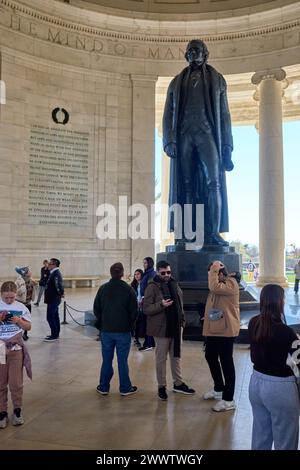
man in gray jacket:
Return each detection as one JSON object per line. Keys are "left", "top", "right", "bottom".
{"left": 143, "top": 260, "right": 195, "bottom": 400}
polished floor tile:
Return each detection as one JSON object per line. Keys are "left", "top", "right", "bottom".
{"left": 0, "top": 288, "right": 261, "bottom": 450}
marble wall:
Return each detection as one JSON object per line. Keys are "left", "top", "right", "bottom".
{"left": 1, "top": 0, "right": 300, "bottom": 278}
{"left": 0, "top": 47, "right": 137, "bottom": 277}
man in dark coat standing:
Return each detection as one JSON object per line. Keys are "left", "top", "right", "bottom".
{"left": 94, "top": 262, "right": 138, "bottom": 396}
{"left": 163, "top": 39, "right": 234, "bottom": 247}
{"left": 44, "top": 258, "right": 64, "bottom": 341}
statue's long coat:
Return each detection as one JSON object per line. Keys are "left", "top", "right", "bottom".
{"left": 162, "top": 64, "right": 233, "bottom": 233}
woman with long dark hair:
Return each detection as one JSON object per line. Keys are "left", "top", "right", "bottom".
{"left": 138, "top": 257, "right": 156, "bottom": 351}
{"left": 248, "top": 284, "right": 300, "bottom": 450}
{"left": 131, "top": 269, "right": 144, "bottom": 347}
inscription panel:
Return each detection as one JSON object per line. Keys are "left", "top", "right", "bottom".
{"left": 28, "top": 125, "right": 89, "bottom": 226}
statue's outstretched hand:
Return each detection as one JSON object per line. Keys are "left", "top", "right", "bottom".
{"left": 165, "top": 143, "right": 177, "bottom": 158}
{"left": 222, "top": 146, "right": 234, "bottom": 171}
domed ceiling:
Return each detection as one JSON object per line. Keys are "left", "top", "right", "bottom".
{"left": 77, "top": 0, "right": 299, "bottom": 15}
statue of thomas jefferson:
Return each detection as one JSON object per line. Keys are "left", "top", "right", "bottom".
{"left": 163, "top": 39, "right": 234, "bottom": 247}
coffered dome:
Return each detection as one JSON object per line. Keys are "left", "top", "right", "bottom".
{"left": 73, "top": 0, "right": 299, "bottom": 17}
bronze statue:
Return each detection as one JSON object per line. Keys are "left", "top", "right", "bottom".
{"left": 163, "top": 39, "right": 234, "bottom": 247}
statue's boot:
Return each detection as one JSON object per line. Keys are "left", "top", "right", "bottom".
{"left": 179, "top": 190, "right": 196, "bottom": 243}
{"left": 207, "top": 187, "right": 229, "bottom": 247}
{"left": 210, "top": 232, "right": 229, "bottom": 246}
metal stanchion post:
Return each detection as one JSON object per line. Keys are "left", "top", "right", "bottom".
{"left": 61, "top": 300, "right": 68, "bottom": 324}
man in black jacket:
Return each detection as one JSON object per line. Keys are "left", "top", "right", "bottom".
{"left": 44, "top": 258, "right": 64, "bottom": 342}
{"left": 93, "top": 262, "right": 138, "bottom": 396}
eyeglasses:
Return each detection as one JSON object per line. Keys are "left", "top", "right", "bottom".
{"left": 160, "top": 271, "right": 171, "bottom": 275}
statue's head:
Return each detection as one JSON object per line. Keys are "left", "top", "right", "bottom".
{"left": 185, "top": 39, "right": 209, "bottom": 65}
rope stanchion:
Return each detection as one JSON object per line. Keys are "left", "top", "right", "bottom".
{"left": 60, "top": 301, "right": 90, "bottom": 327}
{"left": 65, "top": 304, "right": 86, "bottom": 326}
{"left": 61, "top": 300, "right": 68, "bottom": 325}
{"left": 60, "top": 301, "right": 99, "bottom": 340}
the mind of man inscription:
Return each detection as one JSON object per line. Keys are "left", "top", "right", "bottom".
{"left": 28, "top": 125, "right": 89, "bottom": 226}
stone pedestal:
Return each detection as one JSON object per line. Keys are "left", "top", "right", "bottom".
{"left": 157, "top": 245, "right": 258, "bottom": 342}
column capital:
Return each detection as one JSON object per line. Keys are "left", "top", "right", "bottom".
{"left": 251, "top": 68, "right": 286, "bottom": 85}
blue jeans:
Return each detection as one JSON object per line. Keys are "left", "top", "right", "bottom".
{"left": 46, "top": 300, "right": 61, "bottom": 338}
{"left": 99, "top": 332, "right": 132, "bottom": 394}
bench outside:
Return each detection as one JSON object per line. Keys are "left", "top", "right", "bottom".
{"left": 2, "top": 276, "right": 106, "bottom": 290}
{"left": 63, "top": 277, "right": 100, "bottom": 288}
{"left": 31, "top": 276, "right": 101, "bottom": 288}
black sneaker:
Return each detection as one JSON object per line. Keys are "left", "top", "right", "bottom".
{"left": 120, "top": 386, "right": 138, "bottom": 396}
{"left": 96, "top": 385, "right": 109, "bottom": 396}
{"left": 173, "top": 382, "right": 195, "bottom": 395}
{"left": 158, "top": 386, "right": 168, "bottom": 401}
{"left": 138, "top": 346, "right": 153, "bottom": 351}
{"left": 34, "top": 303, "right": 39, "bottom": 306}
{"left": 43, "top": 336, "right": 59, "bottom": 342}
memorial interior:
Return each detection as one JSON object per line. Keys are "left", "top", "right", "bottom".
{"left": 1, "top": 0, "right": 300, "bottom": 283}
{"left": 1, "top": 0, "right": 300, "bottom": 450}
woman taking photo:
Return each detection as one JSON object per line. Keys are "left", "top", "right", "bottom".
{"left": 248, "top": 284, "right": 300, "bottom": 450}
{"left": 203, "top": 260, "right": 240, "bottom": 412}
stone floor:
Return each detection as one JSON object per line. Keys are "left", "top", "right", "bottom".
{"left": 0, "top": 286, "right": 298, "bottom": 451}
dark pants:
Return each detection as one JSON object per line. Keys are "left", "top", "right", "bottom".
{"left": 134, "top": 310, "right": 143, "bottom": 341}
{"left": 179, "top": 130, "right": 220, "bottom": 190}
{"left": 205, "top": 336, "right": 235, "bottom": 401}
{"left": 179, "top": 130, "right": 221, "bottom": 235}
{"left": 99, "top": 331, "right": 132, "bottom": 394}
{"left": 22, "top": 304, "right": 31, "bottom": 339}
{"left": 139, "top": 312, "right": 155, "bottom": 348}
{"left": 46, "top": 300, "right": 61, "bottom": 338}
{"left": 294, "top": 279, "right": 299, "bottom": 293}
{"left": 143, "top": 335, "right": 156, "bottom": 348}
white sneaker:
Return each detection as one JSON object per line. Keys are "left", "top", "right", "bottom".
{"left": 0, "top": 412, "right": 8, "bottom": 429}
{"left": 212, "top": 399, "right": 236, "bottom": 412}
{"left": 203, "top": 389, "right": 223, "bottom": 400}
{"left": 11, "top": 410, "right": 24, "bottom": 426}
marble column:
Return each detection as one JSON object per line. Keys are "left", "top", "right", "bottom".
{"left": 130, "top": 74, "right": 157, "bottom": 272}
{"left": 156, "top": 126, "right": 174, "bottom": 252}
{"left": 251, "top": 69, "right": 288, "bottom": 287}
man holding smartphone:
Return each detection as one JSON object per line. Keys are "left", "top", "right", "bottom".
{"left": 143, "top": 260, "right": 195, "bottom": 400}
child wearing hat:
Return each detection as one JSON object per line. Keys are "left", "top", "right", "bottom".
{"left": 15, "top": 267, "right": 36, "bottom": 341}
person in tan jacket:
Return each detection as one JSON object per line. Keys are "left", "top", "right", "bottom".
{"left": 202, "top": 260, "right": 240, "bottom": 412}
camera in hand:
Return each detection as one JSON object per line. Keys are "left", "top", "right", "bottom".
{"left": 4, "top": 312, "right": 14, "bottom": 321}
{"left": 219, "top": 267, "right": 228, "bottom": 276}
